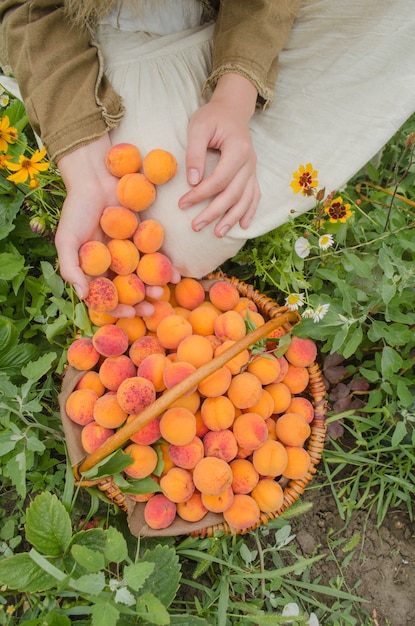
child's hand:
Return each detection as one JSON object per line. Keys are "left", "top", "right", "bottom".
{"left": 179, "top": 73, "right": 260, "bottom": 238}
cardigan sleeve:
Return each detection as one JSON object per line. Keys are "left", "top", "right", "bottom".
{"left": 0, "top": 0, "right": 124, "bottom": 163}
{"left": 207, "top": 0, "right": 301, "bottom": 107}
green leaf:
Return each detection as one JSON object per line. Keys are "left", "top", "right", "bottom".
{"left": 0, "top": 190, "right": 23, "bottom": 240}
{"left": 391, "top": 421, "right": 408, "bottom": 447}
{"left": 72, "top": 571, "right": 106, "bottom": 595}
{"left": 91, "top": 600, "right": 120, "bottom": 626}
{"left": 0, "top": 553, "right": 56, "bottom": 592}
{"left": 114, "top": 473, "right": 162, "bottom": 496}
{"left": 25, "top": 492, "right": 72, "bottom": 556}
{"left": 139, "top": 544, "right": 181, "bottom": 608}
{"left": 0, "top": 250, "right": 25, "bottom": 280}
{"left": 123, "top": 562, "right": 155, "bottom": 592}
{"left": 6, "top": 450, "right": 27, "bottom": 498}
{"left": 81, "top": 449, "right": 134, "bottom": 480}
{"left": 170, "top": 616, "right": 210, "bottom": 626}
{"left": 343, "top": 326, "right": 363, "bottom": 359}
{"left": 104, "top": 526, "right": 129, "bottom": 564}
{"left": 135, "top": 592, "right": 170, "bottom": 625}
{"left": 71, "top": 544, "right": 106, "bottom": 573}
{"left": 381, "top": 346, "right": 403, "bottom": 379}
{"left": 21, "top": 352, "right": 57, "bottom": 382}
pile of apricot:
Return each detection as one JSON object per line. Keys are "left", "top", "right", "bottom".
{"left": 64, "top": 142, "right": 319, "bottom": 532}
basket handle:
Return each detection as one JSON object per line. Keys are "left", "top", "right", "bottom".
{"left": 75, "top": 309, "right": 299, "bottom": 477}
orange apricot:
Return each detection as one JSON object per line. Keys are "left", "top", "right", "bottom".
{"left": 243, "top": 388, "right": 275, "bottom": 420}
{"left": 116, "top": 376, "right": 156, "bottom": 414}
{"left": 84, "top": 276, "right": 118, "bottom": 312}
{"left": 115, "top": 316, "right": 147, "bottom": 343}
{"left": 159, "top": 442, "right": 175, "bottom": 476}
{"left": 232, "top": 296, "right": 258, "bottom": 315}
{"left": 252, "top": 439, "right": 288, "bottom": 477}
{"left": 137, "top": 353, "right": 169, "bottom": 392}
{"left": 124, "top": 442, "right": 158, "bottom": 479}
{"left": 107, "top": 238, "right": 140, "bottom": 275}
{"left": 247, "top": 354, "right": 281, "bottom": 385}
{"left": 144, "top": 493, "right": 177, "bottom": 530}
{"left": 223, "top": 494, "right": 261, "bottom": 531}
{"left": 79, "top": 240, "right": 111, "bottom": 276}
{"left": 176, "top": 334, "right": 213, "bottom": 368}
{"left": 251, "top": 479, "right": 284, "bottom": 513}
{"left": 67, "top": 337, "right": 100, "bottom": 371}
{"left": 100, "top": 205, "right": 139, "bottom": 239}
{"left": 285, "top": 335, "right": 317, "bottom": 368}
{"left": 209, "top": 280, "right": 240, "bottom": 312}
{"left": 129, "top": 335, "right": 166, "bottom": 367}
{"left": 230, "top": 458, "right": 259, "bottom": 495}
{"left": 132, "top": 218, "right": 165, "bottom": 253}
{"left": 176, "top": 491, "right": 208, "bottom": 523}
{"left": 92, "top": 324, "right": 129, "bottom": 358}
{"left": 188, "top": 305, "right": 219, "bottom": 336}
{"left": 168, "top": 436, "right": 204, "bottom": 469}
{"left": 227, "top": 371, "right": 263, "bottom": 409}
{"left": 265, "top": 326, "right": 287, "bottom": 350}
{"left": 65, "top": 388, "right": 98, "bottom": 426}
{"left": 214, "top": 339, "right": 250, "bottom": 375}
{"left": 159, "top": 467, "right": 195, "bottom": 503}
{"left": 232, "top": 412, "right": 268, "bottom": 451}
{"left": 201, "top": 486, "right": 234, "bottom": 513}
{"left": 142, "top": 300, "right": 175, "bottom": 332}
{"left": 273, "top": 356, "right": 290, "bottom": 383}
{"left": 203, "top": 429, "right": 238, "bottom": 462}
{"left": 81, "top": 421, "right": 114, "bottom": 454}
{"left": 197, "top": 366, "right": 232, "bottom": 398}
{"left": 105, "top": 142, "right": 142, "bottom": 177}
{"left": 163, "top": 360, "right": 197, "bottom": 393}
{"left": 156, "top": 314, "right": 193, "bottom": 350}
{"left": 282, "top": 364, "right": 310, "bottom": 394}
{"left": 93, "top": 391, "right": 128, "bottom": 428}
{"left": 192, "top": 456, "right": 233, "bottom": 496}
{"left": 112, "top": 273, "right": 146, "bottom": 306}
{"left": 142, "top": 148, "right": 177, "bottom": 185}
{"left": 117, "top": 172, "right": 156, "bottom": 212}
{"left": 200, "top": 395, "right": 235, "bottom": 430}
{"left": 174, "top": 277, "right": 205, "bottom": 310}
{"left": 282, "top": 446, "right": 312, "bottom": 480}
{"left": 136, "top": 251, "right": 173, "bottom": 286}
{"left": 98, "top": 354, "right": 137, "bottom": 391}
{"left": 159, "top": 406, "right": 196, "bottom": 446}
{"left": 195, "top": 409, "right": 209, "bottom": 438}
{"left": 88, "top": 308, "right": 118, "bottom": 327}
{"left": 287, "top": 396, "right": 315, "bottom": 424}
{"left": 75, "top": 370, "right": 106, "bottom": 397}
{"left": 274, "top": 412, "right": 311, "bottom": 447}
{"left": 167, "top": 389, "right": 201, "bottom": 414}
{"left": 214, "top": 310, "right": 247, "bottom": 342}
{"left": 128, "top": 415, "right": 161, "bottom": 445}
{"left": 264, "top": 381, "right": 292, "bottom": 415}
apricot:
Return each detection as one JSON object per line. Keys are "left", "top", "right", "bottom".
{"left": 197, "top": 366, "right": 232, "bottom": 398}
{"left": 273, "top": 356, "right": 290, "bottom": 383}
{"left": 282, "top": 364, "right": 310, "bottom": 394}
{"left": 251, "top": 479, "right": 284, "bottom": 513}
{"left": 75, "top": 370, "right": 106, "bottom": 397}
{"left": 176, "top": 334, "right": 213, "bottom": 369}
{"left": 84, "top": 276, "right": 118, "bottom": 312}
{"left": 159, "top": 467, "right": 195, "bottom": 503}
{"left": 144, "top": 493, "right": 177, "bottom": 530}
{"left": 128, "top": 415, "right": 161, "bottom": 446}
{"left": 65, "top": 389, "right": 98, "bottom": 426}
{"left": 136, "top": 251, "right": 173, "bottom": 286}
{"left": 159, "top": 406, "right": 196, "bottom": 446}
{"left": 285, "top": 335, "right": 317, "bottom": 368}
{"left": 227, "top": 371, "right": 263, "bottom": 409}
{"left": 247, "top": 354, "right": 281, "bottom": 385}
{"left": 192, "top": 456, "right": 233, "bottom": 496}
{"left": 124, "top": 442, "right": 158, "bottom": 479}
{"left": 287, "top": 396, "right": 315, "bottom": 424}
{"left": 230, "top": 458, "right": 259, "bottom": 495}
{"left": 133, "top": 218, "right": 165, "bottom": 254}
{"left": 174, "top": 277, "right": 205, "bottom": 310}
{"left": 223, "top": 494, "right": 261, "bottom": 531}
{"left": 243, "top": 388, "right": 274, "bottom": 420}
{"left": 283, "top": 446, "right": 312, "bottom": 480}
{"left": 98, "top": 354, "right": 137, "bottom": 391}
{"left": 163, "top": 360, "right": 197, "bottom": 394}
{"left": 107, "top": 238, "right": 140, "bottom": 275}
{"left": 112, "top": 273, "right": 146, "bottom": 306}
{"left": 176, "top": 491, "right": 208, "bottom": 523}
{"left": 129, "top": 335, "right": 166, "bottom": 367}
{"left": 159, "top": 442, "right": 175, "bottom": 476}
{"left": 243, "top": 310, "right": 265, "bottom": 329}
{"left": 143, "top": 148, "right": 177, "bottom": 185}
{"left": 232, "top": 412, "right": 268, "bottom": 451}
{"left": 252, "top": 439, "right": 288, "bottom": 477}
{"left": 142, "top": 300, "right": 175, "bottom": 332}
{"left": 265, "top": 416, "right": 277, "bottom": 440}
{"left": 195, "top": 409, "right": 209, "bottom": 438}
{"left": 116, "top": 376, "right": 156, "bottom": 414}
{"left": 168, "top": 389, "right": 201, "bottom": 414}
{"left": 115, "top": 316, "right": 147, "bottom": 343}
{"left": 266, "top": 326, "right": 287, "bottom": 350}
{"left": 209, "top": 280, "right": 240, "bottom": 312}
{"left": 214, "top": 310, "right": 247, "bottom": 342}
{"left": 200, "top": 395, "right": 235, "bottom": 430}
{"left": 117, "top": 172, "right": 156, "bottom": 212}
{"left": 79, "top": 240, "right": 111, "bottom": 276}
{"left": 81, "top": 421, "right": 114, "bottom": 454}
{"left": 214, "top": 340, "right": 249, "bottom": 375}
{"left": 92, "top": 324, "right": 129, "bottom": 358}
{"left": 105, "top": 142, "right": 142, "bottom": 177}
{"left": 233, "top": 297, "right": 257, "bottom": 315}
{"left": 93, "top": 391, "right": 128, "bottom": 428}
{"left": 156, "top": 314, "right": 193, "bottom": 350}
{"left": 67, "top": 337, "right": 100, "bottom": 371}
{"left": 201, "top": 486, "right": 235, "bottom": 513}
{"left": 274, "top": 412, "right": 311, "bottom": 447}
{"left": 203, "top": 429, "right": 238, "bottom": 462}
{"left": 264, "top": 381, "right": 292, "bottom": 415}
{"left": 188, "top": 305, "right": 219, "bottom": 336}
{"left": 137, "top": 353, "right": 169, "bottom": 392}
{"left": 168, "top": 436, "right": 204, "bottom": 469}
{"left": 100, "top": 205, "right": 139, "bottom": 239}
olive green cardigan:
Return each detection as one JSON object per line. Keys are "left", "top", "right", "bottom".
{"left": 0, "top": 0, "right": 300, "bottom": 163}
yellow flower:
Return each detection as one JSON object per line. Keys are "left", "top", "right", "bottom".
{"left": 324, "top": 196, "right": 353, "bottom": 223}
{"left": 0, "top": 152, "right": 13, "bottom": 169}
{"left": 0, "top": 115, "right": 18, "bottom": 152}
{"left": 7, "top": 146, "right": 50, "bottom": 184}
{"left": 290, "top": 163, "right": 318, "bottom": 196}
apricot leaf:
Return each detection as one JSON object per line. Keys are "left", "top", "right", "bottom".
{"left": 0, "top": 553, "right": 55, "bottom": 592}
{"left": 25, "top": 492, "right": 72, "bottom": 556}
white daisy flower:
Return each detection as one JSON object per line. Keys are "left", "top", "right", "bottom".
{"left": 313, "top": 303, "right": 330, "bottom": 322}
{"left": 285, "top": 292, "right": 305, "bottom": 310}
{"left": 318, "top": 233, "right": 334, "bottom": 250}
{"left": 294, "top": 236, "right": 311, "bottom": 259}
{"left": 302, "top": 307, "right": 315, "bottom": 319}
{"left": 0, "top": 94, "right": 9, "bottom": 107}
{"left": 282, "top": 602, "right": 300, "bottom": 617}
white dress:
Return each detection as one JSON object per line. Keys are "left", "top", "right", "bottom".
{"left": 95, "top": 1, "right": 415, "bottom": 278}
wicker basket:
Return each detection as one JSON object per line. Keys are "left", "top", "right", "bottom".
{"left": 59, "top": 275, "right": 327, "bottom": 537}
